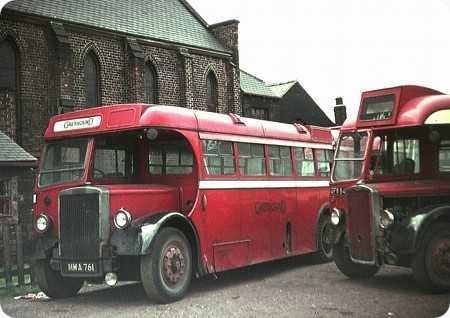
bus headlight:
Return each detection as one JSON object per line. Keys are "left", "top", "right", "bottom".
{"left": 331, "top": 208, "right": 341, "bottom": 226}
{"left": 35, "top": 214, "right": 51, "bottom": 233}
{"left": 380, "top": 209, "right": 395, "bottom": 229}
{"left": 114, "top": 208, "right": 132, "bottom": 229}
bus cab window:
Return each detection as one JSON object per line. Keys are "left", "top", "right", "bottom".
{"left": 374, "top": 137, "right": 420, "bottom": 176}
{"left": 439, "top": 140, "right": 450, "bottom": 172}
{"left": 149, "top": 139, "right": 193, "bottom": 175}
{"left": 93, "top": 137, "right": 135, "bottom": 179}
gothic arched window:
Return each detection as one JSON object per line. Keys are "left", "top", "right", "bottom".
{"left": 0, "top": 40, "right": 17, "bottom": 90}
{"left": 84, "top": 51, "right": 100, "bottom": 107}
{"left": 144, "top": 62, "right": 158, "bottom": 104}
{"left": 206, "top": 71, "right": 218, "bottom": 112}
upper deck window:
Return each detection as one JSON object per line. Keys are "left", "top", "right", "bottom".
{"left": 439, "top": 140, "right": 450, "bottom": 172}
{"left": 202, "top": 140, "right": 234, "bottom": 176}
{"left": 360, "top": 94, "right": 395, "bottom": 121}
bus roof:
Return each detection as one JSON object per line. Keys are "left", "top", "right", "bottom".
{"left": 341, "top": 85, "right": 449, "bottom": 131}
{"left": 44, "top": 104, "right": 332, "bottom": 143}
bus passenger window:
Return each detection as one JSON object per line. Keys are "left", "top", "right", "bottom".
{"left": 202, "top": 140, "right": 235, "bottom": 176}
{"left": 149, "top": 139, "right": 193, "bottom": 175}
{"left": 268, "top": 145, "right": 292, "bottom": 176}
{"left": 238, "top": 143, "right": 266, "bottom": 176}
{"left": 439, "top": 140, "right": 450, "bottom": 172}
{"left": 295, "top": 147, "right": 315, "bottom": 177}
{"left": 315, "top": 149, "right": 333, "bottom": 177}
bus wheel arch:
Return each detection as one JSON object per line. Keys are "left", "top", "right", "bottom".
{"left": 139, "top": 213, "right": 203, "bottom": 277}
{"left": 412, "top": 222, "right": 450, "bottom": 293}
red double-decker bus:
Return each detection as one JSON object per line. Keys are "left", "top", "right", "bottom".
{"left": 329, "top": 85, "right": 450, "bottom": 292}
{"left": 32, "top": 104, "right": 333, "bottom": 303}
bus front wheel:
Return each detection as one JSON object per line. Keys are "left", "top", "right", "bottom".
{"left": 33, "top": 259, "right": 83, "bottom": 298}
{"left": 412, "top": 223, "right": 450, "bottom": 293}
{"left": 140, "top": 227, "right": 192, "bottom": 303}
{"left": 333, "top": 237, "right": 380, "bottom": 279}
{"left": 314, "top": 214, "right": 333, "bottom": 263}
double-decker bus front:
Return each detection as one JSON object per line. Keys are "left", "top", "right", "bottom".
{"left": 329, "top": 86, "right": 450, "bottom": 293}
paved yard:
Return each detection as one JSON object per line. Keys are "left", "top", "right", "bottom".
{"left": 1, "top": 254, "right": 449, "bottom": 318}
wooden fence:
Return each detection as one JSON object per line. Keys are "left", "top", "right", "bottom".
{"left": 0, "top": 173, "right": 35, "bottom": 289}
{"left": 0, "top": 223, "right": 34, "bottom": 289}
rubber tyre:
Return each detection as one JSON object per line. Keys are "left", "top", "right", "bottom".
{"left": 412, "top": 223, "right": 450, "bottom": 293}
{"left": 333, "top": 236, "right": 380, "bottom": 279}
{"left": 314, "top": 214, "right": 333, "bottom": 263}
{"left": 140, "top": 227, "right": 192, "bottom": 303}
{"left": 33, "top": 259, "right": 83, "bottom": 298}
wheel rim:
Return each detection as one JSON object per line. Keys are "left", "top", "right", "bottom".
{"left": 430, "top": 237, "right": 450, "bottom": 282}
{"left": 161, "top": 242, "right": 186, "bottom": 287}
{"left": 320, "top": 222, "right": 333, "bottom": 258}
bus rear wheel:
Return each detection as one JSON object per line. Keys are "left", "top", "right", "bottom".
{"left": 333, "top": 237, "right": 380, "bottom": 279}
{"left": 140, "top": 227, "right": 192, "bottom": 303}
{"left": 33, "top": 259, "right": 83, "bottom": 298}
{"left": 412, "top": 223, "right": 450, "bottom": 293}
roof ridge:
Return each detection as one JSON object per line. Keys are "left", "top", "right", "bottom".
{"left": 240, "top": 69, "right": 266, "bottom": 83}
{"left": 178, "top": 0, "right": 209, "bottom": 27}
{"left": 268, "top": 80, "right": 297, "bottom": 87}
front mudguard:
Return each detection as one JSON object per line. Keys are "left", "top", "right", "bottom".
{"left": 389, "top": 205, "right": 450, "bottom": 254}
{"left": 110, "top": 212, "right": 198, "bottom": 256}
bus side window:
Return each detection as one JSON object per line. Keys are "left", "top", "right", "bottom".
{"left": 439, "top": 140, "right": 450, "bottom": 172}
{"left": 314, "top": 149, "right": 332, "bottom": 177}
{"left": 237, "top": 143, "right": 266, "bottom": 176}
{"left": 295, "top": 147, "right": 315, "bottom": 177}
{"left": 268, "top": 145, "right": 292, "bottom": 176}
{"left": 202, "top": 140, "right": 235, "bottom": 176}
{"left": 149, "top": 139, "right": 193, "bottom": 175}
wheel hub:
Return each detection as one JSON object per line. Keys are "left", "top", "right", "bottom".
{"left": 431, "top": 239, "right": 450, "bottom": 278}
{"left": 162, "top": 245, "right": 185, "bottom": 285}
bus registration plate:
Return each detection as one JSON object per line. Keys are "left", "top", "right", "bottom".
{"left": 65, "top": 262, "right": 97, "bottom": 273}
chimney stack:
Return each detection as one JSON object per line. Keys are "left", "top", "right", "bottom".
{"left": 334, "top": 97, "right": 347, "bottom": 126}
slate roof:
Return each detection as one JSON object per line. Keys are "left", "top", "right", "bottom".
{"left": 268, "top": 81, "right": 297, "bottom": 98}
{"left": 3, "top": 0, "right": 229, "bottom": 53}
{"left": 240, "top": 70, "right": 279, "bottom": 98}
{"left": 0, "top": 132, "right": 37, "bottom": 166}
